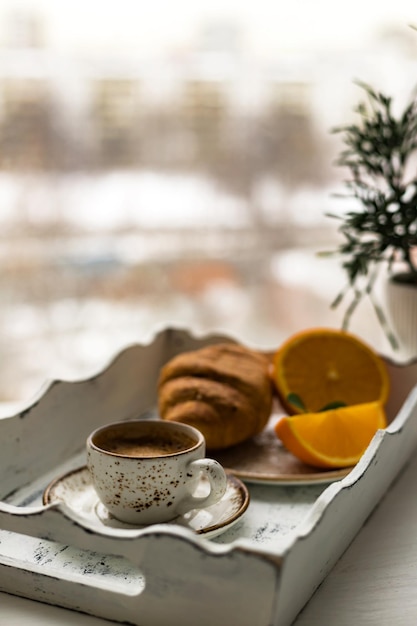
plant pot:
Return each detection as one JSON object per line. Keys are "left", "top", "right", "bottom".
{"left": 384, "top": 274, "right": 417, "bottom": 358}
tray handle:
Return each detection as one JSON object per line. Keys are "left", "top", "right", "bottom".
{"left": 0, "top": 505, "right": 280, "bottom": 626}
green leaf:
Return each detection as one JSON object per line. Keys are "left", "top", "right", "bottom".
{"left": 286, "top": 393, "right": 306, "bottom": 412}
{"left": 319, "top": 401, "right": 347, "bottom": 412}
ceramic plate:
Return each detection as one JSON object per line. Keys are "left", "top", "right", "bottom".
{"left": 212, "top": 416, "right": 352, "bottom": 485}
{"left": 43, "top": 466, "right": 250, "bottom": 539}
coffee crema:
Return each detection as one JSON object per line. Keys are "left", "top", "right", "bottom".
{"left": 103, "top": 434, "right": 196, "bottom": 457}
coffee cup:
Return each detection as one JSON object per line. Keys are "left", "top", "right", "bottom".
{"left": 86, "top": 419, "right": 228, "bottom": 525}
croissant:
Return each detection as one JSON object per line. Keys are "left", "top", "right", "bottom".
{"left": 158, "top": 343, "right": 273, "bottom": 450}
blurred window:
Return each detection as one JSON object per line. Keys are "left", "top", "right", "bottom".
{"left": 0, "top": 2, "right": 415, "bottom": 404}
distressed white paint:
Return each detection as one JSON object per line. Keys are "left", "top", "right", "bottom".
{"left": 0, "top": 327, "right": 416, "bottom": 626}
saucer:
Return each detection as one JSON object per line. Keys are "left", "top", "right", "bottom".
{"left": 43, "top": 466, "right": 250, "bottom": 539}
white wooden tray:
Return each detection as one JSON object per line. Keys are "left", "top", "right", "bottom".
{"left": 0, "top": 327, "right": 416, "bottom": 626}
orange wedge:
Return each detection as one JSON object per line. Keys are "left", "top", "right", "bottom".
{"left": 274, "top": 401, "right": 387, "bottom": 469}
{"left": 272, "top": 328, "right": 390, "bottom": 414}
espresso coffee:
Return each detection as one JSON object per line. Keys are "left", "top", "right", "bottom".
{"left": 101, "top": 433, "right": 196, "bottom": 458}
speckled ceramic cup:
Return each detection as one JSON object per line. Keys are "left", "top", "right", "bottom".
{"left": 86, "top": 420, "right": 227, "bottom": 525}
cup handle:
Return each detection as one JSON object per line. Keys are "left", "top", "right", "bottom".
{"left": 175, "top": 458, "right": 228, "bottom": 514}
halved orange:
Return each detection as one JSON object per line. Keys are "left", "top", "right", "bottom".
{"left": 272, "top": 328, "right": 390, "bottom": 414}
{"left": 274, "top": 401, "right": 387, "bottom": 469}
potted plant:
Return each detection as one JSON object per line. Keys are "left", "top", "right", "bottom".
{"left": 324, "top": 81, "right": 417, "bottom": 354}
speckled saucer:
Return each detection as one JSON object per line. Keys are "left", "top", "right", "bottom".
{"left": 43, "top": 466, "right": 250, "bottom": 539}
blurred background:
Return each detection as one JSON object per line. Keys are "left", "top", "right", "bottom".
{"left": 0, "top": 0, "right": 415, "bottom": 405}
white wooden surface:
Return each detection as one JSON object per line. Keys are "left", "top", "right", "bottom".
{"left": 1, "top": 328, "right": 417, "bottom": 626}
{"left": 2, "top": 446, "right": 417, "bottom": 626}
